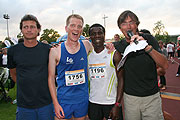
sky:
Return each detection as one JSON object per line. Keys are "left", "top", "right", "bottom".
{"left": 0, "top": 0, "right": 180, "bottom": 41}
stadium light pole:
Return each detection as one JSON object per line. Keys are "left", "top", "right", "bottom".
{"left": 3, "top": 14, "right": 10, "bottom": 39}
{"left": 72, "top": 10, "right": 74, "bottom": 15}
{"left": 102, "top": 14, "right": 108, "bottom": 28}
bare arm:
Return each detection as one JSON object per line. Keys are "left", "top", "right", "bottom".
{"left": 109, "top": 51, "right": 124, "bottom": 120}
{"left": 9, "top": 68, "right": 17, "bottom": 82}
{"left": 48, "top": 46, "right": 65, "bottom": 119}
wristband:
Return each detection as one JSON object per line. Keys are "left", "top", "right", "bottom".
{"left": 145, "top": 46, "right": 153, "bottom": 53}
{"left": 115, "top": 102, "right": 121, "bottom": 107}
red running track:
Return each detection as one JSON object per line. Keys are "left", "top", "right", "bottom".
{"left": 161, "top": 57, "right": 180, "bottom": 120}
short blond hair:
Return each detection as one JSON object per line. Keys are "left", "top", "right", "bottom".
{"left": 66, "top": 14, "right": 84, "bottom": 26}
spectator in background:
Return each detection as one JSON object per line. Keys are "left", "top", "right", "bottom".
{"left": 113, "top": 34, "right": 121, "bottom": 53}
{"left": 176, "top": 65, "right": 180, "bottom": 77}
{"left": 0, "top": 48, "right": 9, "bottom": 85}
{"left": 114, "top": 34, "right": 120, "bottom": 42}
{"left": 158, "top": 40, "right": 168, "bottom": 90}
{"left": 0, "top": 49, "right": 2, "bottom": 67}
{"left": 1, "top": 48, "right": 8, "bottom": 68}
{"left": 167, "top": 42, "right": 175, "bottom": 63}
{"left": 176, "top": 39, "right": 180, "bottom": 59}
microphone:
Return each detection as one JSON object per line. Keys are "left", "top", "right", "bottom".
{"left": 127, "top": 30, "right": 138, "bottom": 44}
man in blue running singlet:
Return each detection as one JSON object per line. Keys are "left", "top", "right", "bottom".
{"left": 48, "top": 14, "right": 93, "bottom": 120}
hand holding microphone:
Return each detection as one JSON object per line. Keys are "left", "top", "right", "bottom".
{"left": 127, "top": 30, "right": 138, "bottom": 44}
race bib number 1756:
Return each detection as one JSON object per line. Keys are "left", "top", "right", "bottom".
{"left": 65, "top": 69, "right": 85, "bottom": 86}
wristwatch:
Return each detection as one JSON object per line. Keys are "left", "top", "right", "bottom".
{"left": 145, "top": 45, "right": 153, "bottom": 53}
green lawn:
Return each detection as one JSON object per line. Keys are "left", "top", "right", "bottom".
{"left": 0, "top": 85, "right": 17, "bottom": 120}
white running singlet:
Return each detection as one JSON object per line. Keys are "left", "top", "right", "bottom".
{"left": 88, "top": 48, "right": 117, "bottom": 104}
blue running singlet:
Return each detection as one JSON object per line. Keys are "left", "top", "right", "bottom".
{"left": 56, "top": 40, "right": 89, "bottom": 104}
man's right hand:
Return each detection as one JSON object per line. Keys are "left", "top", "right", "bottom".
{"left": 54, "top": 103, "right": 65, "bottom": 119}
{"left": 109, "top": 105, "right": 120, "bottom": 120}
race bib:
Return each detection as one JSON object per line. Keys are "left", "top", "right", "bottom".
{"left": 89, "top": 63, "right": 106, "bottom": 79}
{"left": 65, "top": 69, "right": 85, "bottom": 86}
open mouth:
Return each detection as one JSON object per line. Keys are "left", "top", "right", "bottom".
{"left": 72, "top": 32, "right": 78, "bottom": 36}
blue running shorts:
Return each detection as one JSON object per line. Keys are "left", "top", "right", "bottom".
{"left": 54, "top": 100, "right": 88, "bottom": 119}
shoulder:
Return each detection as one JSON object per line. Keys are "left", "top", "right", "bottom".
{"left": 82, "top": 40, "right": 93, "bottom": 53}
{"left": 141, "top": 33, "right": 159, "bottom": 47}
{"left": 141, "top": 34, "right": 162, "bottom": 52}
{"left": 141, "top": 33, "right": 157, "bottom": 44}
{"left": 114, "top": 39, "right": 128, "bottom": 53}
{"left": 141, "top": 33, "right": 156, "bottom": 43}
{"left": 8, "top": 43, "right": 22, "bottom": 53}
{"left": 11, "top": 42, "right": 23, "bottom": 48}
{"left": 39, "top": 42, "right": 51, "bottom": 49}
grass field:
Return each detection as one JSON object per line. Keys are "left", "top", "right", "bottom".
{"left": 0, "top": 85, "right": 17, "bottom": 120}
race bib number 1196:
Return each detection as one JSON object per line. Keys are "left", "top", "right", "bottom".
{"left": 89, "top": 63, "right": 106, "bottom": 79}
